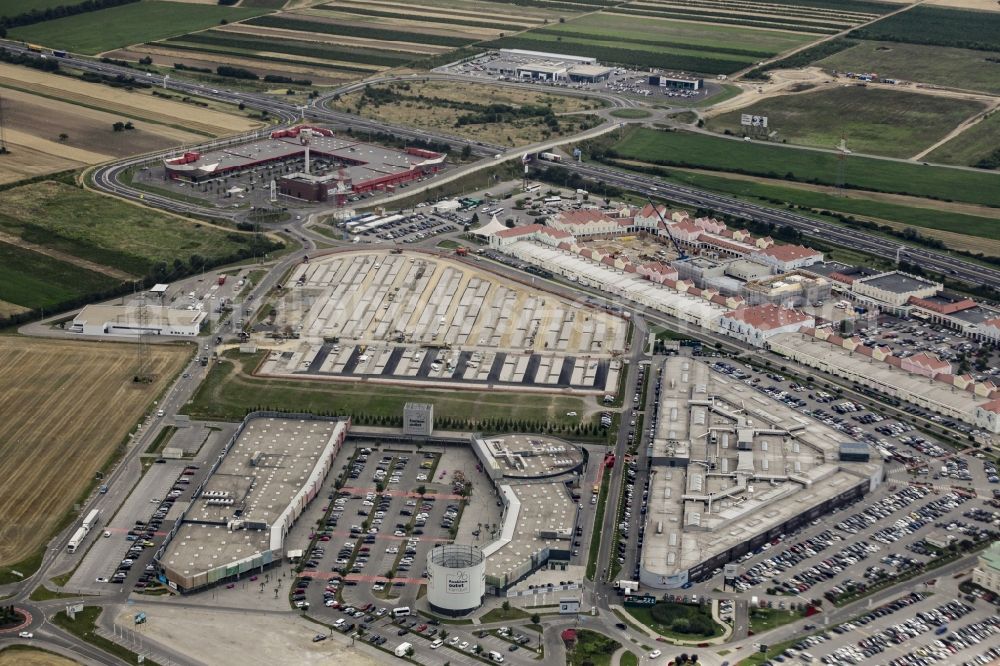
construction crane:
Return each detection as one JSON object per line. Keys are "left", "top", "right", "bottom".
{"left": 646, "top": 198, "right": 688, "bottom": 259}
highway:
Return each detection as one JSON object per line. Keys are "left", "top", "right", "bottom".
{"left": 6, "top": 40, "right": 1000, "bottom": 291}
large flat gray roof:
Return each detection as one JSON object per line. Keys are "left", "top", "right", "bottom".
{"left": 641, "top": 357, "right": 882, "bottom": 583}
{"left": 858, "top": 272, "right": 937, "bottom": 293}
{"left": 162, "top": 418, "right": 344, "bottom": 582}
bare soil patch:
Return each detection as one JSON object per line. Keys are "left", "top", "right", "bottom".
{"left": 294, "top": 9, "right": 498, "bottom": 39}
{"left": 217, "top": 22, "right": 449, "bottom": 53}
{"left": 0, "top": 62, "right": 260, "bottom": 136}
{"left": 0, "top": 301, "right": 30, "bottom": 318}
{"left": 924, "top": 0, "right": 1000, "bottom": 10}
{"left": 0, "top": 86, "right": 203, "bottom": 157}
{"left": 0, "top": 338, "right": 190, "bottom": 566}
{"left": 0, "top": 145, "right": 85, "bottom": 185}
{"left": 114, "top": 46, "right": 361, "bottom": 83}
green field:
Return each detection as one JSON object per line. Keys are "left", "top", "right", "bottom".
{"left": 0, "top": 181, "right": 277, "bottom": 278}
{"left": 707, "top": 87, "right": 986, "bottom": 158}
{"left": 167, "top": 30, "right": 412, "bottom": 67}
{"left": 484, "top": 11, "right": 814, "bottom": 75}
{"left": 185, "top": 352, "right": 590, "bottom": 426}
{"left": 611, "top": 0, "right": 891, "bottom": 34}
{"left": 618, "top": 164, "right": 1000, "bottom": 242}
{"left": 609, "top": 128, "right": 1000, "bottom": 207}
{"left": 1, "top": 0, "right": 85, "bottom": 16}
{"left": 0, "top": 242, "right": 118, "bottom": 310}
{"left": 246, "top": 15, "right": 472, "bottom": 48}
{"left": 849, "top": 5, "right": 1000, "bottom": 52}
{"left": 749, "top": 607, "right": 803, "bottom": 632}
{"left": 818, "top": 41, "right": 1000, "bottom": 96}
{"left": 9, "top": 1, "right": 269, "bottom": 54}
{"left": 928, "top": 111, "right": 1000, "bottom": 168}
{"left": 543, "top": 12, "right": 813, "bottom": 55}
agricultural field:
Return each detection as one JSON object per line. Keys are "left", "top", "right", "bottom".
{"left": 332, "top": 79, "right": 605, "bottom": 146}
{"left": 849, "top": 5, "right": 1000, "bottom": 51}
{"left": 610, "top": 160, "right": 1000, "bottom": 251}
{"left": 0, "top": 61, "right": 261, "bottom": 136}
{"left": 607, "top": 127, "right": 1000, "bottom": 207}
{"left": 138, "top": 0, "right": 584, "bottom": 82}
{"left": 1, "top": 0, "right": 84, "bottom": 16}
{"left": 927, "top": 110, "right": 1000, "bottom": 167}
{"left": 484, "top": 10, "right": 817, "bottom": 75}
{"left": 0, "top": 242, "right": 120, "bottom": 312}
{"left": 0, "top": 337, "right": 189, "bottom": 570}
{"left": 8, "top": 0, "right": 270, "bottom": 55}
{"left": 615, "top": 0, "right": 892, "bottom": 34}
{"left": 707, "top": 87, "right": 988, "bottom": 159}
{"left": 0, "top": 60, "right": 259, "bottom": 183}
{"left": 0, "top": 86, "right": 205, "bottom": 184}
{"left": 817, "top": 41, "right": 1000, "bottom": 95}
{"left": 0, "top": 180, "right": 278, "bottom": 279}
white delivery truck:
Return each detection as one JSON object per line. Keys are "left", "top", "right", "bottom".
{"left": 394, "top": 641, "right": 412, "bottom": 657}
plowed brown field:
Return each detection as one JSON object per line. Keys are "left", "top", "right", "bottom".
{"left": 0, "top": 338, "right": 190, "bottom": 566}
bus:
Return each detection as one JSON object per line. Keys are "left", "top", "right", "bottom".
{"left": 524, "top": 184, "right": 540, "bottom": 193}
{"left": 543, "top": 196, "right": 562, "bottom": 205}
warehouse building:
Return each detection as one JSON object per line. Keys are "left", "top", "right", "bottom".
{"left": 156, "top": 415, "right": 350, "bottom": 593}
{"left": 641, "top": 357, "right": 882, "bottom": 589}
{"left": 70, "top": 304, "right": 205, "bottom": 337}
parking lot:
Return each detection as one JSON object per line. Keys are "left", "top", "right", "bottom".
{"left": 68, "top": 458, "right": 213, "bottom": 595}
{"left": 336, "top": 209, "right": 465, "bottom": 244}
{"left": 776, "top": 588, "right": 1000, "bottom": 666}
{"left": 440, "top": 52, "right": 720, "bottom": 103}
{"left": 293, "top": 442, "right": 480, "bottom": 613}
{"left": 314, "top": 603, "right": 540, "bottom": 666}
{"left": 257, "top": 251, "right": 627, "bottom": 392}
{"left": 705, "top": 358, "right": 1000, "bottom": 488}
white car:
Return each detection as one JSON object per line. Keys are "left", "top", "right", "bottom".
{"left": 430, "top": 639, "right": 443, "bottom": 649}
{"left": 18, "top": 632, "right": 33, "bottom": 639}
{"left": 459, "top": 641, "right": 469, "bottom": 650}
{"left": 449, "top": 636, "right": 460, "bottom": 645}
{"left": 649, "top": 650, "right": 662, "bottom": 659}
{"left": 103, "top": 531, "right": 111, "bottom": 538}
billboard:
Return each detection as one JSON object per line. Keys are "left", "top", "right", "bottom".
{"left": 740, "top": 114, "right": 768, "bottom": 128}
{"left": 724, "top": 564, "right": 739, "bottom": 579}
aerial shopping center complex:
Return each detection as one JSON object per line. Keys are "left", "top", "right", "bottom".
{"left": 163, "top": 125, "right": 447, "bottom": 204}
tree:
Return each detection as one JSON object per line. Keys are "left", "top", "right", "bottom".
{"left": 58, "top": 133, "right": 69, "bottom": 142}
{"left": 530, "top": 613, "right": 540, "bottom": 625}
{"left": 416, "top": 485, "right": 426, "bottom": 497}
{"left": 460, "top": 144, "right": 472, "bottom": 160}
{"left": 112, "top": 121, "right": 126, "bottom": 132}
{"left": 502, "top": 600, "right": 510, "bottom": 612}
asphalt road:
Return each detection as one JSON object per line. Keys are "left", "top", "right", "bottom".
{"left": 6, "top": 41, "right": 1000, "bottom": 292}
